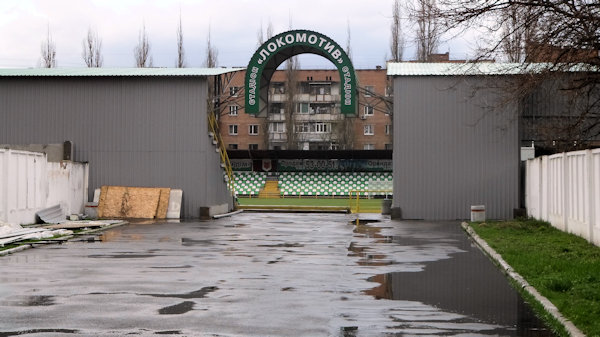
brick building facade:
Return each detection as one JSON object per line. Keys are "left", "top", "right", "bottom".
{"left": 219, "top": 68, "right": 392, "bottom": 151}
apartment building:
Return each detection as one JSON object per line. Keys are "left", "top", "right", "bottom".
{"left": 219, "top": 67, "right": 392, "bottom": 151}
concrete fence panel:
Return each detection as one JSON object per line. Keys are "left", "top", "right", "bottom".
{"left": 592, "top": 149, "right": 600, "bottom": 245}
{"left": 566, "top": 151, "right": 590, "bottom": 239}
{"left": 527, "top": 149, "right": 599, "bottom": 246}
{"left": 0, "top": 149, "right": 47, "bottom": 225}
{"left": 0, "top": 149, "right": 88, "bottom": 225}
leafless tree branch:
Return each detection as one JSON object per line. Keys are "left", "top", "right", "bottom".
{"left": 82, "top": 27, "right": 103, "bottom": 67}
{"left": 134, "top": 23, "right": 153, "bottom": 68}
{"left": 40, "top": 24, "right": 56, "bottom": 68}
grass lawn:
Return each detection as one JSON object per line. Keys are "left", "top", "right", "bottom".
{"left": 470, "top": 219, "right": 600, "bottom": 337}
{"left": 237, "top": 197, "right": 385, "bottom": 211}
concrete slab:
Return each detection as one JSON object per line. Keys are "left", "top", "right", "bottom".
{"left": 0, "top": 213, "right": 554, "bottom": 336}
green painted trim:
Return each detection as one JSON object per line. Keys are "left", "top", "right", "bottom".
{"left": 245, "top": 29, "right": 357, "bottom": 115}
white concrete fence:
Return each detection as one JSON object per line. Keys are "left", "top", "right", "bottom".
{"left": 526, "top": 149, "right": 600, "bottom": 246}
{"left": 0, "top": 149, "right": 88, "bottom": 225}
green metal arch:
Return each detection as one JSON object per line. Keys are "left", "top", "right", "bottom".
{"left": 245, "top": 29, "right": 357, "bottom": 115}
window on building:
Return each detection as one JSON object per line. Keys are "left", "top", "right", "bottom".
{"left": 364, "top": 124, "right": 374, "bottom": 135}
{"left": 249, "top": 124, "right": 259, "bottom": 135}
{"left": 385, "top": 124, "right": 392, "bottom": 135}
{"left": 310, "top": 83, "right": 331, "bottom": 95}
{"left": 229, "top": 86, "right": 240, "bottom": 97}
{"left": 364, "top": 144, "right": 375, "bottom": 150}
{"left": 364, "top": 85, "right": 375, "bottom": 97}
{"left": 229, "top": 105, "right": 239, "bottom": 116}
{"left": 385, "top": 143, "right": 393, "bottom": 150}
{"left": 249, "top": 144, "right": 259, "bottom": 150}
{"left": 269, "top": 122, "right": 285, "bottom": 133}
{"left": 313, "top": 122, "right": 330, "bottom": 133}
{"left": 295, "top": 123, "right": 310, "bottom": 133}
{"left": 269, "top": 103, "right": 283, "bottom": 114}
{"left": 385, "top": 86, "right": 393, "bottom": 97}
{"left": 313, "top": 104, "right": 331, "bottom": 114}
{"left": 228, "top": 144, "right": 238, "bottom": 150}
{"left": 331, "top": 143, "right": 339, "bottom": 150}
{"left": 364, "top": 105, "right": 374, "bottom": 116}
{"left": 271, "top": 82, "right": 285, "bottom": 94}
{"left": 229, "top": 124, "right": 238, "bottom": 135}
{"left": 297, "top": 103, "right": 310, "bottom": 114}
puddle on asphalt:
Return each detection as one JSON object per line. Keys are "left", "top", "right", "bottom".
{"left": 87, "top": 254, "right": 158, "bottom": 259}
{"left": 0, "top": 329, "right": 79, "bottom": 336}
{"left": 0, "top": 295, "right": 55, "bottom": 306}
{"left": 143, "top": 286, "right": 218, "bottom": 299}
{"left": 158, "top": 301, "right": 195, "bottom": 315}
{"left": 181, "top": 238, "right": 215, "bottom": 246}
{"left": 257, "top": 243, "right": 303, "bottom": 248}
{"left": 149, "top": 265, "right": 193, "bottom": 269}
{"left": 155, "top": 331, "right": 182, "bottom": 335}
{"left": 355, "top": 223, "right": 556, "bottom": 336}
{"left": 223, "top": 223, "right": 248, "bottom": 228}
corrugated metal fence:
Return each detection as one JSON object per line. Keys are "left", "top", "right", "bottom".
{"left": 526, "top": 149, "right": 600, "bottom": 246}
{"left": 0, "top": 149, "right": 88, "bottom": 225}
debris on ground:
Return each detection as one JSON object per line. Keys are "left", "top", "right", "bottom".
{"left": 0, "top": 221, "right": 73, "bottom": 247}
{"left": 43, "top": 220, "right": 123, "bottom": 230}
{"left": 36, "top": 204, "right": 67, "bottom": 224}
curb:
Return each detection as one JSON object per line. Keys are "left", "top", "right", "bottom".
{"left": 0, "top": 244, "right": 33, "bottom": 256}
{"left": 461, "top": 222, "right": 585, "bottom": 337}
{"left": 213, "top": 210, "right": 244, "bottom": 219}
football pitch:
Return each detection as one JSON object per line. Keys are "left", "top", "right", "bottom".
{"left": 237, "top": 197, "right": 387, "bottom": 212}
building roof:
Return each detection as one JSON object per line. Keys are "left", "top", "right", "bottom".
{"left": 387, "top": 62, "right": 528, "bottom": 76}
{"left": 0, "top": 67, "right": 244, "bottom": 77}
{"left": 387, "top": 62, "right": 597, "bottom": 76}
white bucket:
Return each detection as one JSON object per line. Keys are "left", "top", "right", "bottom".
{"left": 470, "top": 205, "right": 486, "bottom": 222}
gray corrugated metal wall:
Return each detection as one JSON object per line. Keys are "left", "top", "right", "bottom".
{"left": 392, "top": 76, "right": 519, "bottom": 220}
{"left": 0, "top": 76, "right": 232, "bottom": 217}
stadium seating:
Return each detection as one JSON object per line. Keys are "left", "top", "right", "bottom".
{"left": 233, "top": 171, "right": 392, "bottom": 197}
{"left": 278, "top": 172, "right": 392, "bottom": 197}
{"left": 233, "top": 171, "right": 267, "bottom": 196}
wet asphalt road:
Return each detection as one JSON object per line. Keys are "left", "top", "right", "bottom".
{"left": 0, "top": 213, "right": 552, "bottom": 336}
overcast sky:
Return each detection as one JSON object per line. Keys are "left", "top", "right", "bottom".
{"left": 0, "top": 0, "right": 479, "bottom": 69}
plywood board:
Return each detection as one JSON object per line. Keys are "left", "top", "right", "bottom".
{"left": 124, "top": 188, "right": 160, "bottom": 218}
{"left": 97, "top": 186, "right": 110, "bottom": 218}
{"left": 155, "top": 188, "right": 171, "bottom": 219}
{"left": 100, "top": 186, "right": 129, "bottom": 218}
{"left": 97, "top": 186, "right": 168, "bottom": 219}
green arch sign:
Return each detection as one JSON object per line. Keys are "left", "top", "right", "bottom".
{"left": 245, "top": 29, "right": 357, "bottom": 115}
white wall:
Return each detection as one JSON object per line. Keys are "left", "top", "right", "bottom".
{"left": 0, "top": 149, "right": 88, "bottom": 225}
{"left": 526, "top": 149, "right": 600, "bottom": 246}
{"left": 47, "top": 161, "right": 89, "bottom": 217}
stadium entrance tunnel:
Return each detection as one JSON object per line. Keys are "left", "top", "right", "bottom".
{"left": 245, "top": 29, "right": 357, "bottom": 116}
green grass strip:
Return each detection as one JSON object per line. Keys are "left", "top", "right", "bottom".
{"left": 471, "top": 219, "right": 600, "bottom": 337}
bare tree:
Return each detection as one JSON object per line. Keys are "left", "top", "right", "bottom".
{"left": 409, "top": 0, "right": 441, "bottom": 61}
{"left": 345, "top": 19, "right": 353, "bottom": 62}
{"left": 40, "top": 25, "right": 56, "bottom": 68}
{"left": 204, "top": 25, "right": 218, "bottom": 68}
{"left": 134, "top": 23, "right": 153, "bottom": 68}
{"left": 176, "top": 11, "right": 186, "bottom": 68}
{"left": 390, "top": 0, "right": 404, "bottom": 62}
{"left": 82, "top": 27, "right": 103, "bottom": 67}
{"left": 284, "top": 54, "right": 299, "bottom": 150}
{"left": 257, "top": 21, "right": 264, "bottom": 48}
{"left": 257, "top": 19, "right": 274, "bottom": 47}
{"left": 436, "top": 0, "right": 600, "bottom": 150}
{"left": 266, "top": 21, "right": 274, "bottom": 41}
